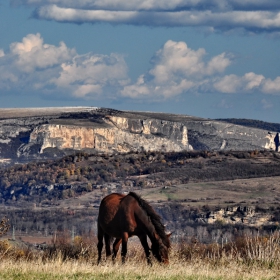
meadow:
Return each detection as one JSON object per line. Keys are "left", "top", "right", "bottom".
{"left": 0, "top": 232, "right": 280, "bottom": 280}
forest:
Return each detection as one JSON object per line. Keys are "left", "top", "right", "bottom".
{"left": 0, "top": 149, "right": 280, "bottom": 203}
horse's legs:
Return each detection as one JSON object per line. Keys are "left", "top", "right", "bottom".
{"left": 104, "top": 233, "right": 112, "bottom": 259}
{"left": 112, "top": 238, "right": 122, "bottom": 262}
{"left": 97, "top": 225, "right": 104, "bottom": 264}
{"left": 121, "top": 232, "right": 129, "bottom": 264}
{"left": 139, "top": 235, "right": 152, "bottom": 265}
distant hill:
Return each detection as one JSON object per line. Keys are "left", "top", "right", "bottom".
{"left": 0, "top": 107, "right": 279, "bottom": 168}
{"left": 0, "top": 149, "right": 280, "bottom": 205}
{"left": 216, "top": 118, "right": 280, "bottom": 132}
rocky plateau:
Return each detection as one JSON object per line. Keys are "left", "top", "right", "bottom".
{"left": 0, "top": 107, "right": 279, "bottom": 167}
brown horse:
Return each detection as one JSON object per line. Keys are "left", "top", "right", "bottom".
{"left": 97, "top": 192, "right": 171, "bottom": 265}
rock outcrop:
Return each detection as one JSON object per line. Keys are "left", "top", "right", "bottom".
{"left": 29, "top": 116, "right": 190, "bottom": 154}
{"left": 185, "top": 120, "right": 276, "bottom": 151}
{"left": 0, "top": 107, "right": 278, "bottom": 166}
{"left": 203, "top": 206, "right": 271, "bottom": 227}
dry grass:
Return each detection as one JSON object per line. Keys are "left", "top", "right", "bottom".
{"left": 140, "top": 176, "right": 280, "bottom": 209}
{"left": 0, "top": 254, "right": 279, "bottom": 280}
{"left": 0, "top": 233, "right": 280, "bottom": 279}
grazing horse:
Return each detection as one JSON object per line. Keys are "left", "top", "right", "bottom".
{"left": 97, "top": 192, "right": 171, "bottom": 265}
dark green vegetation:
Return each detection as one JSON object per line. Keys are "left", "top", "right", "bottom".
{"left": 0, "top": 149, "right": 280, "bottom": 203}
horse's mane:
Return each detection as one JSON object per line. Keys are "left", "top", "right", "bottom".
{"left": 128, "top": 192, "right": 170, "bottom": 248}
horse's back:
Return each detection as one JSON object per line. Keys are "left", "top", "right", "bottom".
{"left": 98, "top": 193, "right": 125, "bottom": 217}
{"left": 98, "top": 193, "right": 125, "bottom": 232}
{"left": 100, "top": 193, "right": 125, "bottom": 207}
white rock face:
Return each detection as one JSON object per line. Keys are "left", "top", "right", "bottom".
{"left": 186, "top": 120, "right": 277, "bottom": 151}
{"left": 29, "top": 116, "right": 192, "bottom": 153}
{"left": 0, "top": 107, "right": 278, "bottom": 166}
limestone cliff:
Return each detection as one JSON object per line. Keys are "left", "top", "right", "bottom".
{"left": 29, "top": 115, "right": 191, "bottom": 154}
{"left": 0, "top": 107, "right": 279, "bottom": 166}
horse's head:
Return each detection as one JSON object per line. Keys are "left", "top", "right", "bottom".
{"left": 151, "top": 232, "right": 171, "bottom": 264}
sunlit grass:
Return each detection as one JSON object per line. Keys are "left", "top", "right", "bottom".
{"left": 0, "top": 257, "right": 279, "bottom": 280}
{"left": 1, "top": 233, "right": 280, "bottom": 279}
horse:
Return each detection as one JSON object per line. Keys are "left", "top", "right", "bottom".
{"left": 97, "top": 192, "right": 171, "bottom": 265}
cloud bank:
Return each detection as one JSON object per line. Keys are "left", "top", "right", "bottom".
{"left": 0, "top": 33, "right": 129, "bottom": 99}
{"left": 0, "top": 34, "right": 279, "bottom": 101}
{"left": 10, "top": 0, "right": 280, "bottom": 33}
{"left": 122, "top": 40, "right": 280, "bottom": 99}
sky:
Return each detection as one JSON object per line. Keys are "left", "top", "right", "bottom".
{"left": 0, "top": 1, "right": 280, "bottom": 123}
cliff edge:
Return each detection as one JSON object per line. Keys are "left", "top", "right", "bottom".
{"left": 0, "top": 107, "right": 278, "bottom": 166}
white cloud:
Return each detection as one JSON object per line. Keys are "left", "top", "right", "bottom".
{"left": 1, "top": 35, "right": 280, "bottom": 101}
{"left": 122, "top": 41, "right": 280, "bottom": 99}
{"left": 149, "top": 40, "right": 230, "bottom": 79}
{"left": 11, "top": 0, "right": 280, "bottom": 11}
{"left": 9, "top": 33, "right": 75, "bottom": 72}
{"left": 150, "top": 41, "right": 206, "bottom": 81}
{"left": 122, "top": 40, "right": 231, "bottom": 99}
{"left": 205, "top": 53, "right": 231, "bottom": 75}
{"left": 0, "top": 33, "right": 129, "bottom": 98}
{"left": 244, "top": 72, "right": 265, "bottom": 90}
{"left": 33, "top": 5, "right": 280, "bottom": 33}
{"left": 262, "top": 77, "right": 280, "bottom": 94}
{"left": 73, "top": 84, "right": 102, "bottom": 97}
{"left": 214, "top": 74, "right": 242, "bottom": 93}
{"left": 11, "top": 0, "right": 280, "bottom": 33}
{"left": 213, "top": 72, "right": 266, "bottom": 93}
{"left": 51, "top": 53, "right": 129, "bottom": 98}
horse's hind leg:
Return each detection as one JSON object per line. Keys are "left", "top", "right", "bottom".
{"left": 97, "top": 225, "right": 104, "bottom": 264}
{"left": 104, "top": 234, "right": 112, "bottom": 259}
{"left": 121, "top": 232, "right": 129, "bottom": 264}
{"left": 112, "top": 238, "right": 122, "bottom": 263}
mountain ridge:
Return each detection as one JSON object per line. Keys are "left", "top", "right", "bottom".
{"left": 0, "top": 107, "right": 279, "bottom": 167}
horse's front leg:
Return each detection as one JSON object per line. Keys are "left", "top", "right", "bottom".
{"left": 121, "top": 232, "right": 129, "bottom": 264}
{"left": 139, "top": 235, "right": 152, "bottom": 266}
{"left": 112, "top": 238, "right": 122, "bottom": 263}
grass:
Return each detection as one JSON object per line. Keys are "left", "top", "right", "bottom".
{"left": 0, "top": 257, "right": 279, "bottom": 280}
{"left": 140, "top": 177, "right": 280, "bottom": 209}
{"left": 1, "top": 233, "right": 280, "bottom": 279}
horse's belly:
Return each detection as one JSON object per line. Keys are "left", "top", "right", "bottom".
{"left": 101, "top": 221, "right": 136, "bottom": 238}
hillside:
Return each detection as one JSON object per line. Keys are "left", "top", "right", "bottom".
{"left": 0, "top": 107, "right": 279, "bottom": 168}
{"left": 0, "top": 149, "right": 280, "bottom": 204}
{"left": 0, "top": 107, "right": 280, "bottom": 244}
{"left": 216, "top": 118, "right": 280, "bottom": 132}
{"left": 0, "top": 149, "right": 280, "bottom": 244}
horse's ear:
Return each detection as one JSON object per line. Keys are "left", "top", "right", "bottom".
{"left": 166, "top": 232, "right": 172, "bottom": 238}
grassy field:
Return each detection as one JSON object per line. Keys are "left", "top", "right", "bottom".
{"left": 0, "top": 255, "right": 279, "bottom": 280}
{"left": 139, "top": 176, "right": 280, "bottom": 209}
{"left": 0, "top": 234, "right": 280, "bottom": 280}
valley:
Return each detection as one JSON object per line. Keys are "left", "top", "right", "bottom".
{"left": 0, "top": 107, "right": 280, "bottom": 245}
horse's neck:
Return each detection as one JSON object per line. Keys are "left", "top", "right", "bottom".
{"left": 139, "top": 211, "right": 158, "bottom": 242}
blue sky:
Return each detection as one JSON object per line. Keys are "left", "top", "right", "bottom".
{"left": 0, "top": 1, "right": 280, "bottom": 123}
